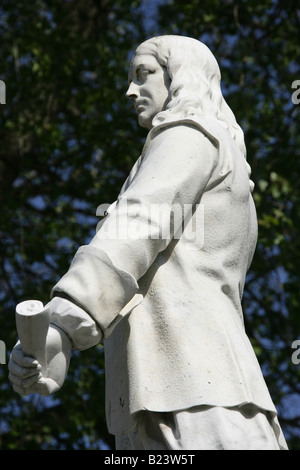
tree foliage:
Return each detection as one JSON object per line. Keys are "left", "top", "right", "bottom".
{"left": 0, "top": 0, "right": 299, "bottom": 450}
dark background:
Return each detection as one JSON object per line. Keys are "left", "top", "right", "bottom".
{"left": 0, "top": 0, "right": 299, "bottom": 450}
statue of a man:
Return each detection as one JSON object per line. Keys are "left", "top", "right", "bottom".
{"left": 9, "top": 35, "right": 288, "bottom": 450}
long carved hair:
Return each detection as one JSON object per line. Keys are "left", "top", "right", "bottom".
{"left": 134, "top": 35, "right": 246, "bottom": 157}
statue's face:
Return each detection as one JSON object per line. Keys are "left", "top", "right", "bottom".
{"left": 126, "top": 54, "right": 170, "bottom": 129}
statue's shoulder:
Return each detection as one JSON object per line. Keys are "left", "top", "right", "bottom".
{"left": 151, "top": 119, "right": 203, "bottom": 136}
{"left": 142, "top": 121, "right": 218, "bottom": 168}
{"left": 148, "top": 119, "right": 217, "bottom": 149}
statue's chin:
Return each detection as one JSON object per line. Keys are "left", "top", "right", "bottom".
{"left": 137, "top": 113, "right": 152, "bottom": 130}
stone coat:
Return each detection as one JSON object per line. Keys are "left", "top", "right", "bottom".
{"left": 52, "top": 119, "right": 278, "bottom": 435}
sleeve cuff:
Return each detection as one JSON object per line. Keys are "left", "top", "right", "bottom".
{"left": 48, "top": 296, "right": 103, "bottom": 350}
{"left": 50, "top": 246, "right": 139, "bottom": 338}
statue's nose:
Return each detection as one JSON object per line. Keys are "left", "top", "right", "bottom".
{"left": 126, "top": 81, "right": 138, "bottom": 100}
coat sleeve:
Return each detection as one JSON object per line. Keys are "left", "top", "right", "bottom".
{"left": 51, "top": 123, "right": 218, "bottom": 339}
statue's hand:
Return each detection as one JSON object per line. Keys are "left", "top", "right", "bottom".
{"left": 9, "top": 324, "right": 72, "bottom": 396}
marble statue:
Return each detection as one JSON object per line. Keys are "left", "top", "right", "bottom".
{"left": 9, "top": 35, "right": 288, "bottom": 450}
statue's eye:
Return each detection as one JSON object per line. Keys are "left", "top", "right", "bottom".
{"left": 136, "top": 67, "right": 154, "bottom": 81}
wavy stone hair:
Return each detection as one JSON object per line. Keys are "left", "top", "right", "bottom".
{"left": 134, "top": 35, "right": 246, "bottom": 157}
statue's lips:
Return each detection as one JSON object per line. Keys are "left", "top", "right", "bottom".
{"left": 135, "top": 102, "right": 147, "bottom": 114}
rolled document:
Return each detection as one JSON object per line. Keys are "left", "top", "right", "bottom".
{"left": 15, "top": 300, "right": 50, "bottom": 376}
